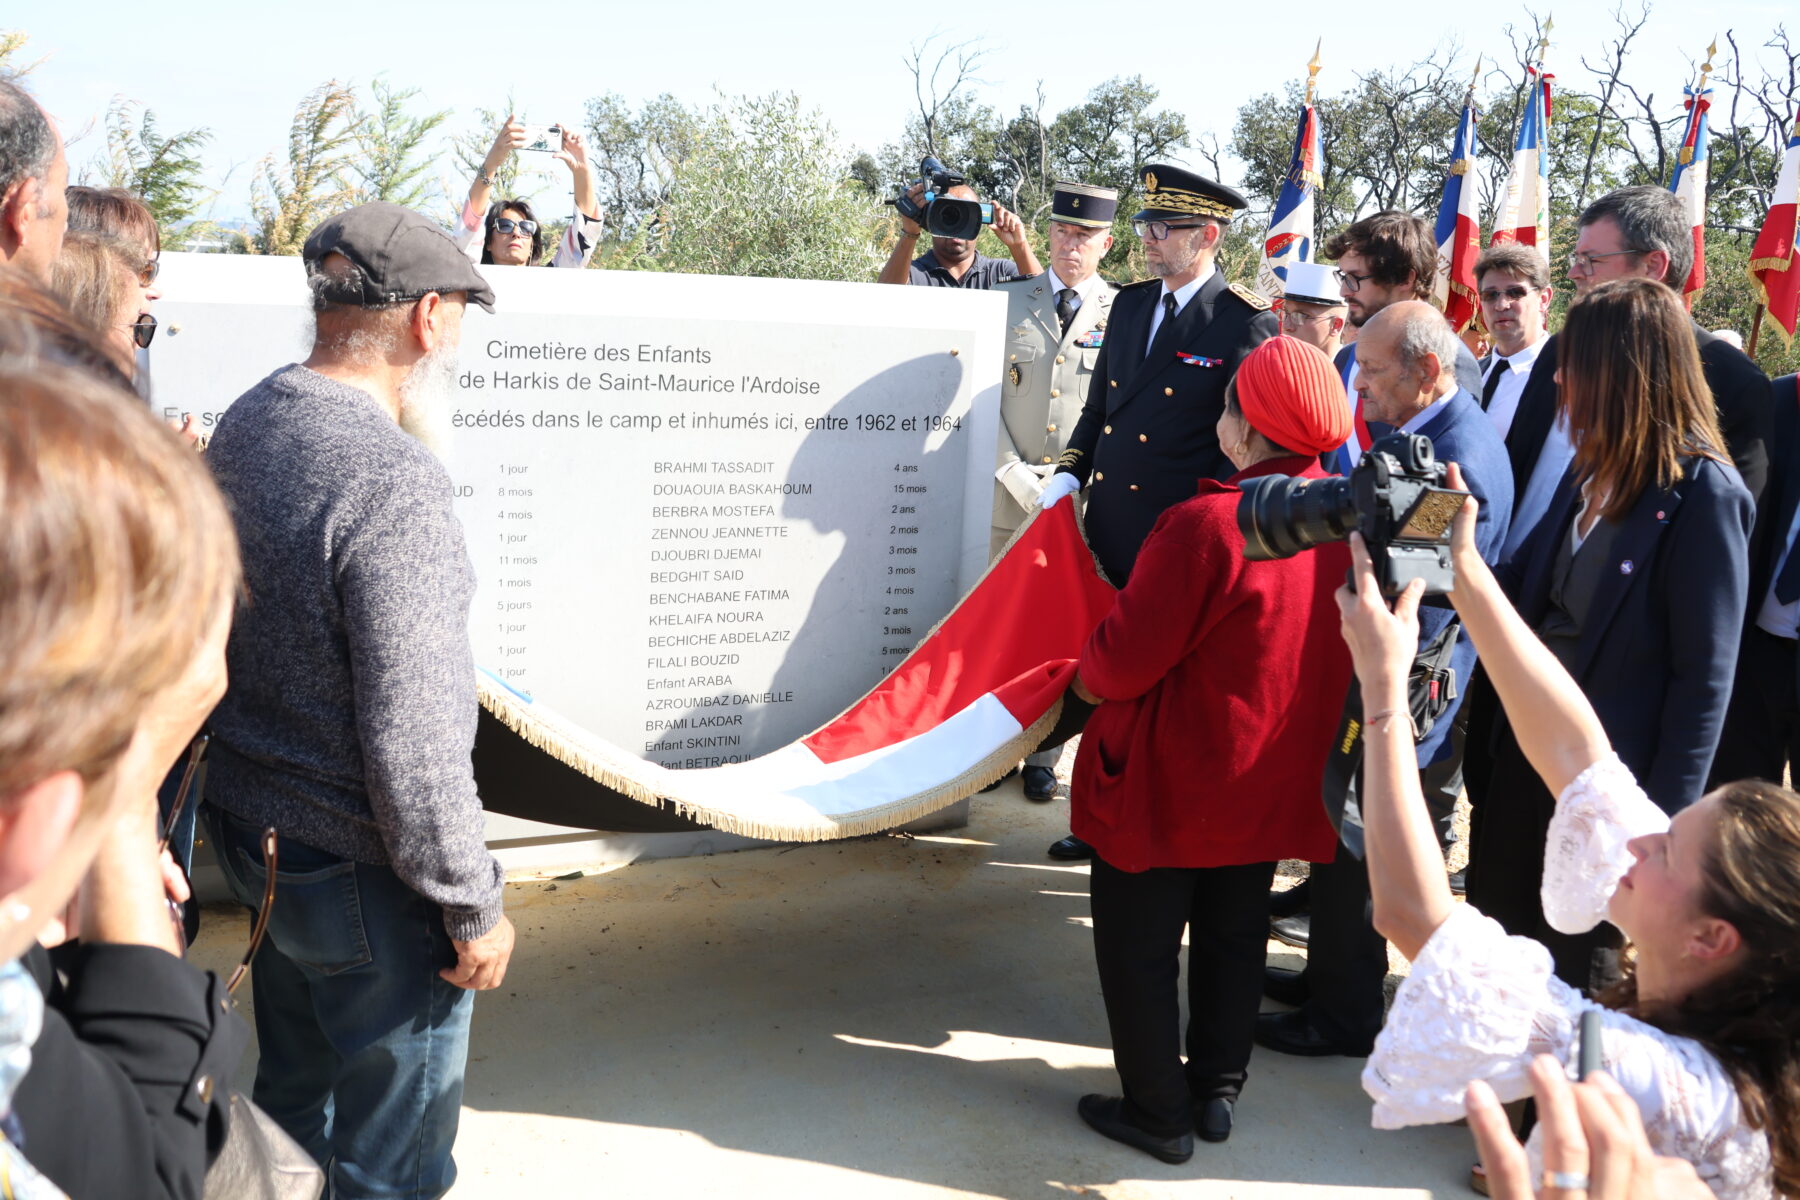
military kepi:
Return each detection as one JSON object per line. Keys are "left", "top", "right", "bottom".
{"left": 1135, "top": 164, "right": 1248, "bottom": 223}
{"left": 1280, "top": 260, "right": 1342, "bottom": 308}
{"left": 1051, "top": 180, "right": 1118, "bottom": 228}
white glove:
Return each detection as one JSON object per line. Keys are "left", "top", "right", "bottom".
{"left": 1037, "top": 471, "right": 1081, "bottom": 510}
{"left": 996, "top": 461, "right": 1046, "bottom": 511}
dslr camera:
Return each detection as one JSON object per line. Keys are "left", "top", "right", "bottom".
{"left": 1236, "top": 433, "right": 1469, "bottom": 596}
{"left": 890, "top": 157, "right": 994, "bottom": 240}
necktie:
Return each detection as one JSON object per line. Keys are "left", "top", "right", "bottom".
{"left": 1148, "top": 293, "right": 1178, "bottom": 356}
{"left": 1480, "top": 358, "right": 1507, "bottom": 411}
{"left": 1775, "top": 534, "right": 1800, "bottom": 605}
{"left": 1055, "top": 288, "right": 1078, "bottom": 336}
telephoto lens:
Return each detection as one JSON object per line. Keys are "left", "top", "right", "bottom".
{"left": 1236, "top": 473, "right": 1359, "bottom": 561}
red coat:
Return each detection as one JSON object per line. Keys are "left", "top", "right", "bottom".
{"left": 1071, "top": 456, "right": 1352, "bottom": 871}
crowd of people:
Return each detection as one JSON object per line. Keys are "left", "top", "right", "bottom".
{"left": 0, "top": 64, "right": 1797, "bottom": 1200}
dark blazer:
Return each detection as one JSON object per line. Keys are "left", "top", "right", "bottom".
{"left": 1744, "top": 374, "right": 1800, "bottom": 608}
{"left": 1058, "top": 272, "right": 1278, "bottom": 583}
{"left": 1510, "top": 454, "right": 1754, "bottom": 811}
{"left": 1409, "top": 390, "right": 1513, "bottom": 767}
{"left": 1506, "top": 328, "right": 1773, "bottom": 509}
{"left": 15, "top": 941, "right": 246, "bottom": 1200}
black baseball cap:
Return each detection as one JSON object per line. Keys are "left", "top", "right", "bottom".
{"left": 303, "top": 202, "right": 496, "bottom": 313}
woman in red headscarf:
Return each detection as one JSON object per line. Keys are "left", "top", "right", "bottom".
{"left": 1069, "top": 336, "right": 1355, "bottom": 1162}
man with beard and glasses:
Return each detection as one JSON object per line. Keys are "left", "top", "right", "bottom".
{"left": 201, "top": 203, "right": 512, "bottom": 1200}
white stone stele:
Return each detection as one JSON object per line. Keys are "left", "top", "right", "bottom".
{"left": 153, "top": 254, "right": 1006, "bottom": 871}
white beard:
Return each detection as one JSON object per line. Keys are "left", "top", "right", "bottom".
{"left": 398, "top": 340, "right": 459, "bottom": 459}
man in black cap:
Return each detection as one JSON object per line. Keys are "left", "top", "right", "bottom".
{"left": 202, "top": 201, "right": 510, "bottom": 1199}
{"left": 990, "top": 180, "right": 1120, "bottom": 803}
{"left": 1037, "top": 164, "right": 1278, "bottom": 860}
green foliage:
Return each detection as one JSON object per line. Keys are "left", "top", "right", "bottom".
{"left": 352, "top": 78, "right": 449, "bottom": 209}
{"left": 613, "top": 92, "right": 883, "bottom": 282}
{"left": 100, "top": 99, "right": 213, "bottom": 248}
{"left": 0, "top": 30, "right": 41, "bottom": 78}
{"left": 251, "top": 81, "right": 360, "bottom": 256}
{"left": 581, "top": 92, "right": 703, "bottom": 247}
{"left": 449, "top": 93, "right": 551, "bottom": 212}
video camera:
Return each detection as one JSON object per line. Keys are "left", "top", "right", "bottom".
{"left": 1235, "top": 433, "right": 1469, "bottom": 596}
{"left": 890, "top": 157, "right": 994, "bottom": 240}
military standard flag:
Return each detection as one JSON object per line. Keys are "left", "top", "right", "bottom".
{"left": 1257, "top": 100, "right": 1323, "bottom": 300}
{"left": 1670, "top": 85, "right": 1713, "bottom": 304}
{"left": 1433, "top": 99, "right": 1482, "bottom": 333}
{"left": 1749, "top": 111, "right": 1800, "bottom": 344}
{"left": 1491, "top": 68, "right": 1553, "bottom": 259}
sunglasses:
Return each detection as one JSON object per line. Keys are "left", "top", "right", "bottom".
{"left": 139, "top": 257, "right": 160, "bottom": 288}
{"left": 124, "top": 312, "right": 157, "bottom": 349}
{"left": 493, "top": 217, "right": 539, "bottom": 236}
{"left": 1479, "top": 285, "right": 1536, "bottom": 304}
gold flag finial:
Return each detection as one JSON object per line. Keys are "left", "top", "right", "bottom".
{"left": 1537, "top": 16, "right": 1554, "bottom": 66}
{"left": 1305, "top": 39, "right": 1323, "bottom": 105}
{"left": 1469, "top": 54, "right": 1483, "bottom": 92}
{"left": 1695, "top": 36, "right": 1718, "bottom": 94}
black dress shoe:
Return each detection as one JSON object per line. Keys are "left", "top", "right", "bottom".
{"left": 1268, "top": 878, "right": 1310, "bottom": 919}
{"left": 1048, "top": 834, "right": 1093, "bottom": 860}
{"left": 1253, "top": 1009, "right": 1371, "bottom": 1057}
{"left": 1195, "top": 1097, "right": 1233, "bottom": 1143}
{"left": 978, "top": 766, "right": 1020, "bottom": 794}
{"left": 1262, "top": 965, "right": 1308, "bottom": 1007}
{"left": 1022, "top": 765, "right": 1058, "bottom": 802}
{"left": 1448, "top": 869, "right": 1467, "bottom": 896}
{"left": 1076, "top": 1094, "right": 1193, "bottom": 1164}
{"left": 1269, "top": 913, "right": 1310, "bottom": 948}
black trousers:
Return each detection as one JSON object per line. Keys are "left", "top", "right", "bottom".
{"left": 1710, "top": 626, "right": 1800, "bottom": 788}
{"left": 1466, "top": 716, "right": 1621, "bottom": 990}
{"left": 1298, "top": 749, "right": 1463, "bottom": 1049}
{"left": 1089, "top": 855, "right": 1275, "bottom": 1137}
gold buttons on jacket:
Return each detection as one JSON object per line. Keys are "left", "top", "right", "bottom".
{"left": 196, "top": 1075, "right": 215, "bottom": 1104}
{"left": 1095, "top": 472, "right": 1105, "bottom": 482}
{"left": 1046, "top": 424, "right": 1057, "bottom": 433}
{"left": 1103, "top": 424, "right": 1112, "bottom": 434}
{"left": 1009, "top": 353, "right": 1017, "bottom": 361}
{"left": 1050, "top": 389, "right": 1060, "bottom": 398}
{"left": 1055, "top": 354, "right": 1066, "bottom": 364}
{"left": 1130, "top": 484, "right": 1140, "bottom": 491}
{"left": 1041, "top": 456, "right": 1053, "bottom": 464}
{"left": 1164, "top": 387, "right": 1174, "bottom": 396}
{"left": 1109, "top": 380, "right": 1117, "bottom": 388}
{"left": 1139, "top": 434, "right": 1148, "bottom": 442}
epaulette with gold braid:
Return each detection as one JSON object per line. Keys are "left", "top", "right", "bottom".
{"left": 1226, "top": 282, "right": 1272, "bottom": 311}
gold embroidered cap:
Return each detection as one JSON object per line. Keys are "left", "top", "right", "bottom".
{"left": 1133, "top": 163, "right": 1248, "bottom": 223}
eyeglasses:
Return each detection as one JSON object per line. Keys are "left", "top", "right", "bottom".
{"left": 1567, "top": 248, "right": 1643, "bottom": 275}
{"left": 1479, "top": 285, "right": 1536, "bottom": 304}
{"left": 138, "top": 257, "right": 160, "bottom": 288}
{"left": 226, "top": 827, "right": 279, "bottom": 996}
{"left": 493, "top": 217, "right": 538, "bottom": 236}
{"left": 1334, "top": 268, "right": 1374, "bottom": 293}
{"left": 1131, "top": 219, "right": 1206, "bottom": 242}
{"left": 1280, "top": 306, "right": 1338, "bottom": 327}
{"left": 124, "top": 312, "right": 157, "bottom": 349}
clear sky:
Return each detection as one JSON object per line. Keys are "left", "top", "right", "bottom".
{"left": 15, "top": 0, "right": 1797, "bottom": 223}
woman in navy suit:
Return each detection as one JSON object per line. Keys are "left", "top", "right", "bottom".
{"left": 1467, "top": 277, "right": 1754, "bottom": 992}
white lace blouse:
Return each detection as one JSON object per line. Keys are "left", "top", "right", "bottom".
{"left": 1363, "top": 754, "right": 1774, "bottom": 1198}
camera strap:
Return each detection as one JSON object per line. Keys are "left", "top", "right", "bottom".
{"left": 1321, "top": 614, "right": 1462, "bottom": 859}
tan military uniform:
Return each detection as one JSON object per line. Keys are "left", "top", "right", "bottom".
{"left": 991, "top": 273, "right": 1120, "bottom": 558}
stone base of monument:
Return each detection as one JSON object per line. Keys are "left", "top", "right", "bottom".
{"left": 480, "top": 798, "right": 972, "bottom": 878}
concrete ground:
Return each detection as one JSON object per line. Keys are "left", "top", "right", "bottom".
{"left": 190, "top": 774, "right": 1476, "bottom": 1200}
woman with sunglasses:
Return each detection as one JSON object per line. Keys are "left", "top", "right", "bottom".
{"left": 47, "top": 230, "right": 152, "bottom": 376}
{"left": 66, "top": 186, "right": 161, "bottom": 315}
{"left": 1338, "top": 461, "right": 1793, "bottom": 1199}
{"left": 0, "top": 354, "right": 248, "bottom": 1199}
{"left": 454, "top": 114, "right": 602, "bottom": 268}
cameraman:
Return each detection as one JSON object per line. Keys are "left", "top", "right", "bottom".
{"left": 877, "top": 180, "right": 1040, "bottom": 287}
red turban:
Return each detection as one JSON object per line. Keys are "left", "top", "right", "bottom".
{"left": 1233, "top": 335, "right": 1352, "bottom": 458}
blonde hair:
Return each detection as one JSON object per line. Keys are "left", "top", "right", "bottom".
{"left": 47, "top": 230, "right": 139, "bottom": 368}
{"left": 0, "top": 359, "right": 240, "bottom": 800}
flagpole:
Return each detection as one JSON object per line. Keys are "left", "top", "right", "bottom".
{"left": 1750, "top": 307, "right": 1765, "bottom": 359}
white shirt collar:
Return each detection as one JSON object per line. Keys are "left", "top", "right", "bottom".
{"left": 1044, "top": 266, "right": 1101, "bottom": 303}
{"left": 1397, "top": 386, "right": 1458, "bottom": 436}
{"left": 1492, "top": 333, "right": 1549, "bottom": 374}
{"left": 1159, "top": 263, "right": 1214, "bottom": 314}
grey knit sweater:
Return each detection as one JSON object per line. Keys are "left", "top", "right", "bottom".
{"left": 206, "top": 364, "right": 503, "bottom": 941}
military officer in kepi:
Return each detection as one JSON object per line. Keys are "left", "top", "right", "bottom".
{"left": 990, "top": 181, "right": 1121, "bottom": 803}
{"left": 1038, "top": 163, "right": 1279, "bottom": 860}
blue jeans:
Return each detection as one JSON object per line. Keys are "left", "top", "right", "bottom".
{"left": 203, "top": 805, "right": 472, "bottom": 1200}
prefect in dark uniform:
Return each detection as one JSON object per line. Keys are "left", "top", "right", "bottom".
{"left": 991, "top": 182, "right": 1121, "bottom": 559}
{"left": 1055, "top": 167, "right": 1277, "bottom": 584}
